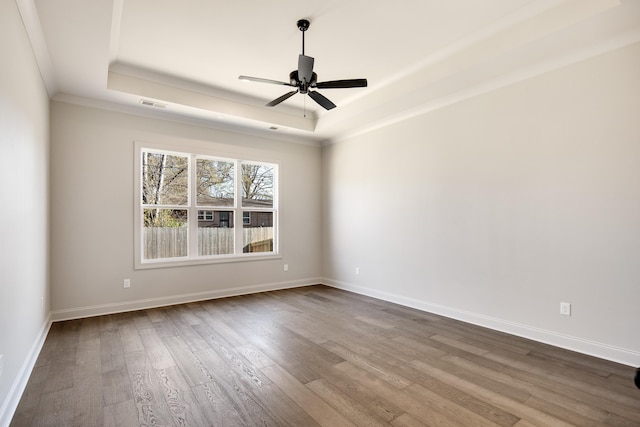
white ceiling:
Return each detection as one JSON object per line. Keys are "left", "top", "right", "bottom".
{"left": 17, "top": 0, "right": 640, "bottom": 144}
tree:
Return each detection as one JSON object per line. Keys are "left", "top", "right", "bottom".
{"left": 242, "top": 163, "right": 274, "bottom": 207}
{"left": 142, "top": 152, "right": 188, "bottom": 226}
{"left": 196, "top": 159, "right": 234, "bottom": 206}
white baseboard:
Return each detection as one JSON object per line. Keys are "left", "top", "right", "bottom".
{"left": 0, "top": 314, "right": 51, "bottom": 427}
{"left": 51, "top": 278, "right": 322, "bottom": 322}
{"left": 322, "top": 278, "right": 640, "bottom": 367}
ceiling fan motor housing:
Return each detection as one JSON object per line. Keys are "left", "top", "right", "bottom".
{"left": 289, "top": 70, "right": 317, "bottom": 93}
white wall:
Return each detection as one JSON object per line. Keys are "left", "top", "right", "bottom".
{"left": 322, "top": 43, "right": 640, "bottom": 366}
{"left": 50, "top": 102, "right": 322, "bottom": 319}
{"left": 0, "top": 0, "right": 51, "bottom": 424}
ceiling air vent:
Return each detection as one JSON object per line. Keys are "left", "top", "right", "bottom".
{"left": 140, "top": 99, "right": 166, "bottom": 108}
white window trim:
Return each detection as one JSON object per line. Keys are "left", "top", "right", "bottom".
{"left": 134, "top": 141, "right": 280, "bottom": 269}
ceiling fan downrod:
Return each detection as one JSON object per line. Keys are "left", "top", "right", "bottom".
{"left": 297, "top": 19, "right": 310, "bottom": 55}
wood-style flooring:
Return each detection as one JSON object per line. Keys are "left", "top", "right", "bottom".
{"left": 11, "top": 285, "right": 640, "bottom": 426}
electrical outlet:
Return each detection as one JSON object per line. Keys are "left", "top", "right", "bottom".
{"left": 355, "top": 267, "right": 360, "bottom": 275}
{"left": 283, "top": 264, "right": 288, "bottom": 272}
{"left": 123, "top": 279, "right": 131, "bottom": 289}
{"left": 560, "top": 302, "right": 571, "bottom": 316}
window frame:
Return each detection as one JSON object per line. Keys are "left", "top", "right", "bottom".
{"left": 134, "top": 141, "right": 280, "bottom": 269}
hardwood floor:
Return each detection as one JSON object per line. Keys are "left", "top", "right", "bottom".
{"left": 11, "top": 285, "right": 640, "bottom": 426}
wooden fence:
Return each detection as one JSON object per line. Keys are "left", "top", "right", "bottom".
{"left": 144, "top": 227, "right": 273, "bottom": 259}
{"left": 144, "top": 227, "right": 188, "bottom": 259}
{"left": 199, "top": 227, "right": 234, "bottom": 256}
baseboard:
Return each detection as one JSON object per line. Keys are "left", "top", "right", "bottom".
{"left": 0, "top": 314, "right": 51, "bottom": 427}
{"left": 322, "top": 278, "right": 640, "bottom": 367}
{"left": 50, "top": 278, "right": 322, "bottom": 322}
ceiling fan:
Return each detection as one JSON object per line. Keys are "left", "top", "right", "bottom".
{"left": 239, "top": 19, "right": 368, "bottom": 110}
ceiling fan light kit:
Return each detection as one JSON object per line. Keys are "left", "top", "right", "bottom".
{"left": 239, "top": 18, "right": 367, "bottom": 111}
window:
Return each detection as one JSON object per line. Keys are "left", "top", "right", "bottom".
{"left": 198, "top": 210, "right": 214, "bottom": 221}
{"left": 136, "top": 143, "right": 278, "bottom": 267}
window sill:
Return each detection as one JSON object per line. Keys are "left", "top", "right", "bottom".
{"left": 134, "top": 252, "right": 282, "bottom": 270}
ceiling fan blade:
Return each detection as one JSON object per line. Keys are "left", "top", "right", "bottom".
{"left": 298, "top": 55, "right": 315, "bottom": 84}
{"left": 316, "top": 79, "right": 368, "bottom": 89}
{"left": 239, "top": 75, "right": 294, "bottom": 86}
{"left": 266, "top": 90, "right": 298, "bottom": 107}
{"left": 308, "top": 91, "right": 336, "bottom": 110}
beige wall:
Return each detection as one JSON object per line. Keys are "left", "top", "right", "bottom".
{"left": 0, "top": 0, "right": 51, "bottom": 423}
{"left": 322, "top": 43, "right": 640, "bottom": 366}
{"left": 49, "top": 102, "right": 322, "bottom": 319}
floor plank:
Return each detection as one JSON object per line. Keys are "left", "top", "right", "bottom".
{"left": 262, "top": 364, "right": 356, "bottom": 427}
{"left": 103, "top": 399, "right": 139, "bottom": 427}
{"left": 124, "top": 350, "right": 175, "bottom": 425}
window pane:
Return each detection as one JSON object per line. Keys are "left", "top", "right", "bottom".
{"left": 243, "top": 211, "right": 273, "bottom": 253}
{"left": 143, "top": 208, "right": 187, "bottom": 259}
{"left": 197, "top": 158, "right": 234, "bottom": 207}
{"left": 199, "top": 211, "right": 234, "bottom": 256}
{"left": 142, "top": 152, "right": 188, "bottom": 205}
{"left": 242, "top": 163, "right": 274, "bottom": 208}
